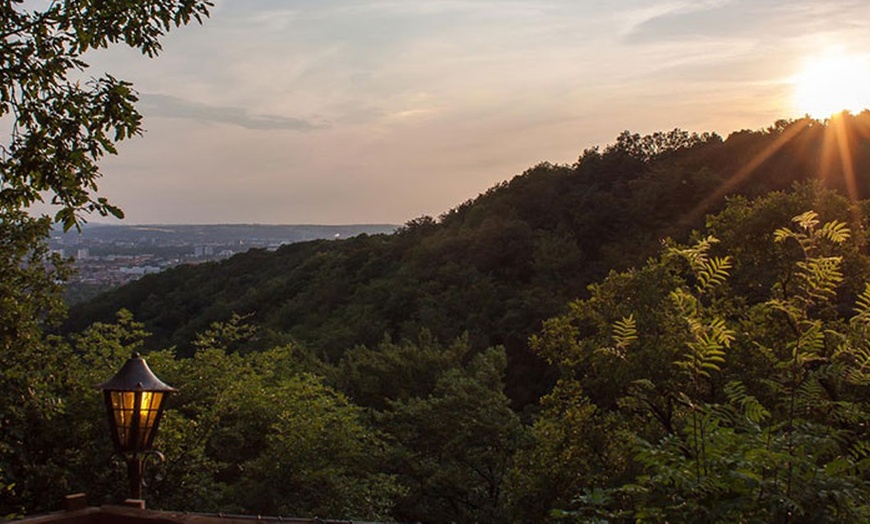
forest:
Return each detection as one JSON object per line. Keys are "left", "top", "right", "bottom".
{"left": 3, "top": 116, "right": 870, "bottom": 522}
{"left": 2, "top": 2, "right": 870, "bottom": 522}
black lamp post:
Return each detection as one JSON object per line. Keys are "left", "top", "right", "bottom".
{"left": 97, "top": 352, "right": 175, "bottom": 500}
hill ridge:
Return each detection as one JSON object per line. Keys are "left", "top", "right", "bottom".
{"left": 65, "top": 113, "right": 870, "bottom": 405}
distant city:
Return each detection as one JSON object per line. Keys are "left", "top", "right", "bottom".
{"left": 51, "top": 223, "right": 398, "bottom": 302}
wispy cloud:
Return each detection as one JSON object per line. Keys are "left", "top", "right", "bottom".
{"left": 82, "top": 0, "right": 870, "bottom": 224}
{"left": 140, "top": 94, "right": 325, "bottom": 131}
{"left": 623, "top": 0, "right": 869, "bottom": 44}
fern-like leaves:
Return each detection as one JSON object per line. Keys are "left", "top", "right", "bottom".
{"left": 724, "top": 381, "right": 770, "bottom": 426}
{"left": 597, "top": 314, "right": 638, "bottom": 360}
{"left": 697, "top": 256, "right": 733, "bottom": 293}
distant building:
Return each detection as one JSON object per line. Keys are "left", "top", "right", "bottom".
{"left": 76, "top": 248, "right": 89, "bottom": 260}
{"left": 119, "top": 266, "right": 161, "bottom": 276}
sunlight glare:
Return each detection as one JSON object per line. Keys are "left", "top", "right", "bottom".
{"left": 793, "top": 50, "right": 870, "bottom": 119}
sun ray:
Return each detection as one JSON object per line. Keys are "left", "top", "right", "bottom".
{"left": 677, "top": 49, "right": 870, "bottom": 234}
{"left": 677, "top": 113, "right": 868, "bottom": 238}
{"left": 677, "top": 119, "right": 814, "bottom": 231}
{"left": 823, "top": 114, "right": 864, "bottom": 226}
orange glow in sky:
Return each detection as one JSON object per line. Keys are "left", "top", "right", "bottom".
{"left": 793, "top": 50, "right": 870, "bottom": 119}
{"left": 42, "top": 2, "right": 870, "bottom": 225}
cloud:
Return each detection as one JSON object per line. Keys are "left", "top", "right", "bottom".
{"left": 81, "top": 1, "right": 870, "bottom": 225}
{"left": 623, "top": 0, "right": 870, "bottom": 44}
{"left": 139, "top": 94, "right": 325, "bottom": 131}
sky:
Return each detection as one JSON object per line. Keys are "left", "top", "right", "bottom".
{"left": 75, "top": 0, "right": 870, "bottom": 225}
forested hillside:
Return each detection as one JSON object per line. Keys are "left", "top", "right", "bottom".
{"left": 6, "top": 115, "right": 870, "bottom": 522}
{"left": 65, "top": 113, "right": 870, "bottom": 405}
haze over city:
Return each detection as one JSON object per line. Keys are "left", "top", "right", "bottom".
{"left": 78, "top": 0, "right": 870, "bottom": 224}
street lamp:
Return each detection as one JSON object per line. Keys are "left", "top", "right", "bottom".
{"left": 97, "top": 352, "right": 175, "bottom": 500}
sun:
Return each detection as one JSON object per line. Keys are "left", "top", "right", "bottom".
{"left": 792, "top": 50, "right": 870, "bottom": 119}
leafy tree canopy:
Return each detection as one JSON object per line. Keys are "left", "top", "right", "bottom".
{"left": 0, "top": 1, "right": 211, "bottom": 516}
{"left": 1, "top": 0, "right": 212, "bottom": 228}
{"left": 529, "top": 187, "right": 870, "bottom": 522}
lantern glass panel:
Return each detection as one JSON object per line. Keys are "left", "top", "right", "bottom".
{"left": 109, "top": 390, "right": 165, "bottom": 452}
{"left": 138, "top": 391, "right": 162, "bottom": 447}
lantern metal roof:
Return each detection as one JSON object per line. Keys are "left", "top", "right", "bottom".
{"left": 96, "top": 352, "right": 176, "bottom": 393}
